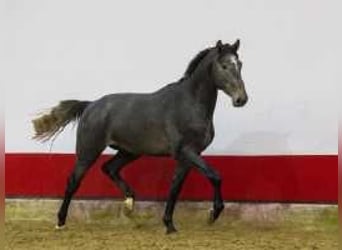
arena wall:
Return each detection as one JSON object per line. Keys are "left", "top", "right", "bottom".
{"left": 4, "top": 0, "right": 338, "bottom": 203}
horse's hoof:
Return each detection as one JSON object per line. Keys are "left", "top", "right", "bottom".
{"left": 55, "top": 224, "right": 65, "bottom": 230}
{"left": 207, "top": 205, "right": 224, "bottom": 225}
{"left": 207, "top": 209, "right": 215, "bottom": 225}
{"left": 166, "top": 226, "right": 178, "bottom": 234}
{"left": 124, "top": 197, "right": 134, "bottom": 212}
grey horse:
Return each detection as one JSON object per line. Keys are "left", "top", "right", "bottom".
{"left": 32, "top": 39, "right": 248, "bottom": 234}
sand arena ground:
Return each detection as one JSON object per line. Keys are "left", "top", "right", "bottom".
{"left": 5, "top": 200, "right": 338, "bottom": 250}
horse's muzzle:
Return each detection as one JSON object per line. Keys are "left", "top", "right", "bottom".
{"left": 233, "top": 95, "right": 248, "bottom": 107}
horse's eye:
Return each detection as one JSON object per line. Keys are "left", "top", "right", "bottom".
{"left": 221, "top": 65, "right": 227, "bottom": 70}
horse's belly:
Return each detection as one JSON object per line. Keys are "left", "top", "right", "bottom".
{"left": 136, "top": 134, "right": 170, "bottom": 155}
{"left": 110, "top": 130, "right": 170, "bottom": 155}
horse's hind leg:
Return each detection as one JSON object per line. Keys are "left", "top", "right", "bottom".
{"left": 57, "top": 150, "right": 103, "bottom": 228}
{"left": 101, "top": 150, "right": 139, "bottom": 211}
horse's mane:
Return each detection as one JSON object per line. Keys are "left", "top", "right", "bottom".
{"left": 183, "top": 48, "right": 211, "bottom": 77}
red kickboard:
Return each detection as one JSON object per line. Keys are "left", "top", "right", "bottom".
{"left": 5, "top": 153, "right": 337, "bottom": 203}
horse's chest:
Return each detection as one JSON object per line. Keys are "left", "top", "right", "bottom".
{"left": 201, "top": 123, "right": 215, "bottom": 147}
{"left": 183, "top": 121, "right": 214, "bottom": 151}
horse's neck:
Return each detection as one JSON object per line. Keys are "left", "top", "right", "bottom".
{"left": 184, "top": 69, "right": 218, "bottom": 120}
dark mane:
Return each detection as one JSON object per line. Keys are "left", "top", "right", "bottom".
{"left": 183, "top": 48, "right": 211, "bottom": 77}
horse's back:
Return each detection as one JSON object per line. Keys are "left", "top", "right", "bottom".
{"left": 77, "top": 91, "right": 175, "bottom": 155}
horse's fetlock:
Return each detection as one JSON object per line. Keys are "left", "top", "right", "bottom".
{"left": 162, "top": 215, "right": 172, "bottom": 225}
{"left": 215, "top": 202, "right": 224, "bottom": 211}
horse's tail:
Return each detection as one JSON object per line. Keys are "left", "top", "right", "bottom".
{"left": 32, "top": 100, "right": 91, "bottom": 142}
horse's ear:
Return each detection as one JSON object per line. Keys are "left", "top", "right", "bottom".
{"left": 216, "top": 40, "right": 224, "bottom": 52}
{"left": 231, "top": 39, "right": 240, "bottom": 52}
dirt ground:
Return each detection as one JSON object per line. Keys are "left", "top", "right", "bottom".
{"left": 5, "top": 201, "right": 338, "bottom": 250}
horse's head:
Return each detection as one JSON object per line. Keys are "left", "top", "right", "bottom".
{"left": 212, "top": 40, "right": 248, "bottom": 107}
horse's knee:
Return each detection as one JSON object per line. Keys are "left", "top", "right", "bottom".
{"left": 209, "top": 172, "right": 221, "bottom": 186}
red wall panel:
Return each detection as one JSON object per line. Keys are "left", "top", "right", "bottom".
{"left": 5, "top": 154, "right": 337, "bottom": 203}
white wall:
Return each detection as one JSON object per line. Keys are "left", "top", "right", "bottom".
{"left": 3, "top": 0, "right": 339, "bottom": 155}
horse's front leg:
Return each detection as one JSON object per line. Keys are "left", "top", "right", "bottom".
{"left": 180, "top": 148, "right": 224, "bottom": 224}
{"left": 163, "top": 161, "right": 191, "bottom": 234}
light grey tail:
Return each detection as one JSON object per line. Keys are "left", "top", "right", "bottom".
{"left": 32, "top": 100, "right": 91, "bottom": 142}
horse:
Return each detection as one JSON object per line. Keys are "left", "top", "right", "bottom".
{"left": 32, "top": 39, "right": 248, "bottom": 234}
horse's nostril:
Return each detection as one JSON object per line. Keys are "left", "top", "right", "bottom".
{"left": 234, "top": 96, "right": 247, "bottom": 107}
{"left": 236, "top": 98, "right": 242, "bottom": 105}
